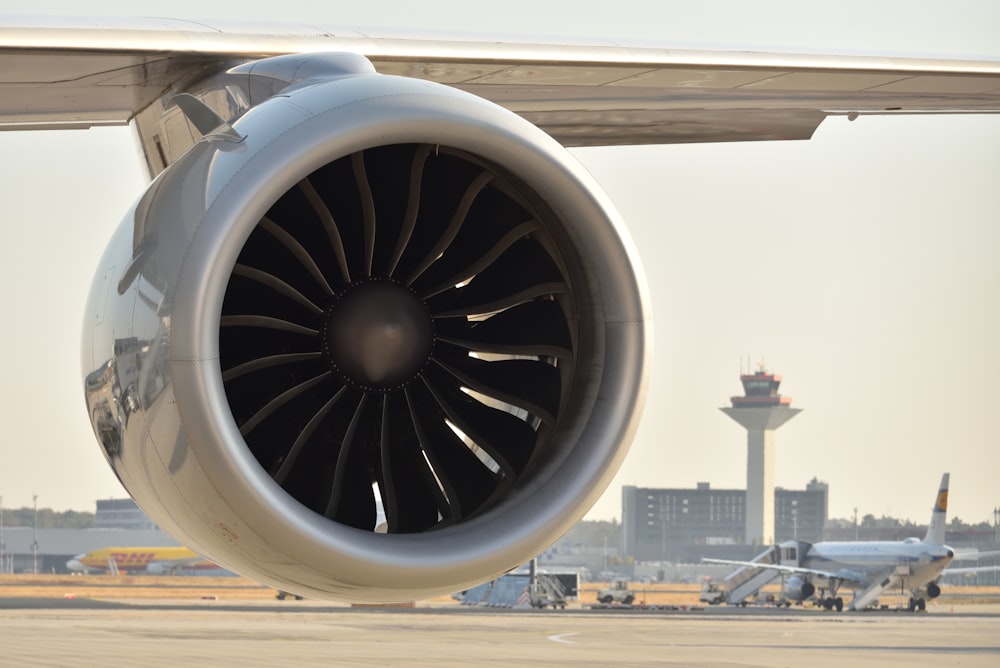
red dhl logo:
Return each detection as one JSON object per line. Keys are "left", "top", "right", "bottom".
{"left": 108, "top": 552, "right": 156, "bottom": 564}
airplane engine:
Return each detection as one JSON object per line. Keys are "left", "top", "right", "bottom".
{"left": 783, "top": 576, "right": 815, "bottom": 601}
{"left": 926, "top": 582, "right": 941, "bottom": 598}
{"left": 81, "top": 55, "right": 650, "bottom": 602}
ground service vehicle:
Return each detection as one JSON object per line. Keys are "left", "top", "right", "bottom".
{"left": 597, "top": 579, "right": 635, "bottom": 605}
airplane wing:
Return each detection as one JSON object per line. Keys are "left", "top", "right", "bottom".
{"left": 701, "top": 557, "right": 846, "bottom": 582}
{"left": 947, "top": 549, "right": 1000, "bottom": 575}
{"left": 944, "top": 565, "right": 1000, "bottom": 575}
{"left": 954, "top": 549, "right": 1000, "bottom": 561}
{"left": 2, "top": 16, "right": 1000, "bottom": 153}
{"left": 703, "top": 556, "right": 1000, "bottom": 581}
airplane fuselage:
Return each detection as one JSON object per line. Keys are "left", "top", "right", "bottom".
{"left": 704, "top": 475, "right": 961, "bottom": 611}
{"left": 66, "top": 547, "right": 213, "bottom": 573}
{"left": 802, "top": 540, "right": 955, "bottom": 593}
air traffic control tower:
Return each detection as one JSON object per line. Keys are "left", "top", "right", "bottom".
{"left": 721, "top": 366, "right": 801, "bottom": 546}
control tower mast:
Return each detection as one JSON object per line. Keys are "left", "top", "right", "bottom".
{"left": 721, "top": 364, "right": 801, "bottom": 546}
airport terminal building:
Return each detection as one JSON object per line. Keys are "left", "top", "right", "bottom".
{"left": 621, "top": 478, "right": 829, "bottom": 562}
{"left": 94, "top": 498, "right": 160, "bottom": 530}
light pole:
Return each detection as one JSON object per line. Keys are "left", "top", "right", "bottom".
{"left": 661, "top": 506, "right": 667, "bottom": 562}
{"left": 32, "top": 494, "right": 38, "bottom": 575}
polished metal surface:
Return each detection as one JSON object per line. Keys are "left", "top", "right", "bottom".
{"left": 82, "top": 65, "right": 650, "bottom": 601}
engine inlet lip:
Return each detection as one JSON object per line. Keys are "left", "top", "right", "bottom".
{"left": 320, "top": 276, "right": 436, "bottom": 393}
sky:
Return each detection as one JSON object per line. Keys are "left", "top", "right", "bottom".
{"left": 0, "top": 1, "right": 998, "bottom": 529}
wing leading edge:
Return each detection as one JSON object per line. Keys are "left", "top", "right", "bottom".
{"left": 2, "top": 16, "right": 1000, "bottom": 147}
{"left": 702, "top": 557, "right": 845, "bottom": 582}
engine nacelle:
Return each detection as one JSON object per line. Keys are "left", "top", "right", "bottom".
{"left": 926, "top": 582, "right": 941, "bottom": 598}
{"left": 82, "top": 59, "right": 650, "bottom": 601}
{"left": 783, "top": 576, "right": 815, "bottom": 601}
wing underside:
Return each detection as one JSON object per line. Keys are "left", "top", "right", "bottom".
{"left": 2, "top": 17, "right": 1000, "bottom": 148}
{"left": 702, "top": 557, "right": 845, "bottom": 582}
{"left": 945, "top": 565, "right": 1000, "bottom": 575}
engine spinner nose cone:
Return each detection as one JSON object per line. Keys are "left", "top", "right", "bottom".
{"left": 323, "top": 279, "right": 434, "bottom": 391}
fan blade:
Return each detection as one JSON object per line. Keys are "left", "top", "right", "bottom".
{"left": 325, "top": 395, "right": 377, "bottom": 530}
{"left": 425, "top": 238, "right": 567, "bottom": 317}
{"left": 299, "top": 177, "right": 352, "bottom": 283}
{"left": 418, "top": 220, "right": 540, "bottom": 299}
{"left": 421, "top": 365, "right": 536, "bottom": 478}
{"left": 258, "top": 216, "right": 335, "bottom": 297}
{"left": 386, "top": 145, "right": 431, "bottom": 277}
{"left": 273, "top": 385, "right": 350, "bottom": 485}
{"left": 378, "top": 394, "right": 445, "bottom": 533}
{"left": 231, "top": 264, "right": 324, "bottom": 315}
{"left": 352, "top": 152, "right": 377, "bottom": 277}
{"left": 221, "top": 352, "right": 323, "bottom": 383}
{"left": 404, "top": 383, "right": 500, "bottom": 521}
{"left": 407, "top": 172, "right": 494, "bottom": 284}
{"left": 220, "top": 315, "right": 318, "bottom": 338}
{"left": 435, "top": 300, "right": 572, "bottom": 359}
{"left": 237, "top": 371, "right": 332, "bottom": 437}
{"left": 433, "top": 343, "right": 560, "bottom": 424}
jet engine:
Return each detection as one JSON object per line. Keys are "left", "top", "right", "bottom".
{"left": 783, "top": 576, "right": 816, "bottom": 601}
{"left": 81, "top": 55, "right": 650, "bottom": 601}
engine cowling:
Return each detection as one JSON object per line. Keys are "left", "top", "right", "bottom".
{"left": 783, "top": 576, "right": 815, "bottom": 601}
{"left": 81, "top": 60, "right": 650, "bottom": 601}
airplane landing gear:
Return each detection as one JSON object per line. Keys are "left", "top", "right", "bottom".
{"left": 820, "top": 596, "right": 844, "bottom": 611}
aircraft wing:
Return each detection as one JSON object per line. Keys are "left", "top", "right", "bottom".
{"left": 954, "top": 549, "right": 1000, "bottom": 560}
{"left": 2, "top": 16, "right": 1000, "bottom": 149}
{"left": 947, "top": 549, "right": 1000, "bottom": 575}
{"left": 944, "top": 565, "right": 1000, "bottom": 575}
{"left": 701, "top": 557, "right": 846, "bottom": 582}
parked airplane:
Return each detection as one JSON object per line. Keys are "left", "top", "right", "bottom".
{"left": 703, "top": 473, "right": 990, "bottom": 611}
{"left": 3, "top": 17, "right": 1000, "bottom": 602}
{"left": 67, "top": 547, "right": 217, "bottom": 575}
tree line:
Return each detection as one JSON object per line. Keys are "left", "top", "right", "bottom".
{"left": 1, "top": 507, "right": 95, "bottom": 529}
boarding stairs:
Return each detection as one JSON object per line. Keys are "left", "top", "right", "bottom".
{"left": 528, "top": 573, "right": 567, "bottom": 608}
{"left": 849, "top": 566, "right": 909, "bottom": 610}
{"left": 848, "top": 577, "right": 891, "bottom": 610}
{"left": 722, "top": 545, "right": 782, "bottom": 605}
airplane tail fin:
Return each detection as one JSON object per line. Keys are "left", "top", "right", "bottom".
{"left": 923, "top": 473, "right": 949, "bottom": 545}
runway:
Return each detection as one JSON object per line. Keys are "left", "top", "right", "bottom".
{"left": 0, "top": 600, "right": 997, "bottom": 667}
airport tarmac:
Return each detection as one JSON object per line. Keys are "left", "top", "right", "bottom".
{"left": 0, "top": 599, "right": 997, "bottom": 667}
